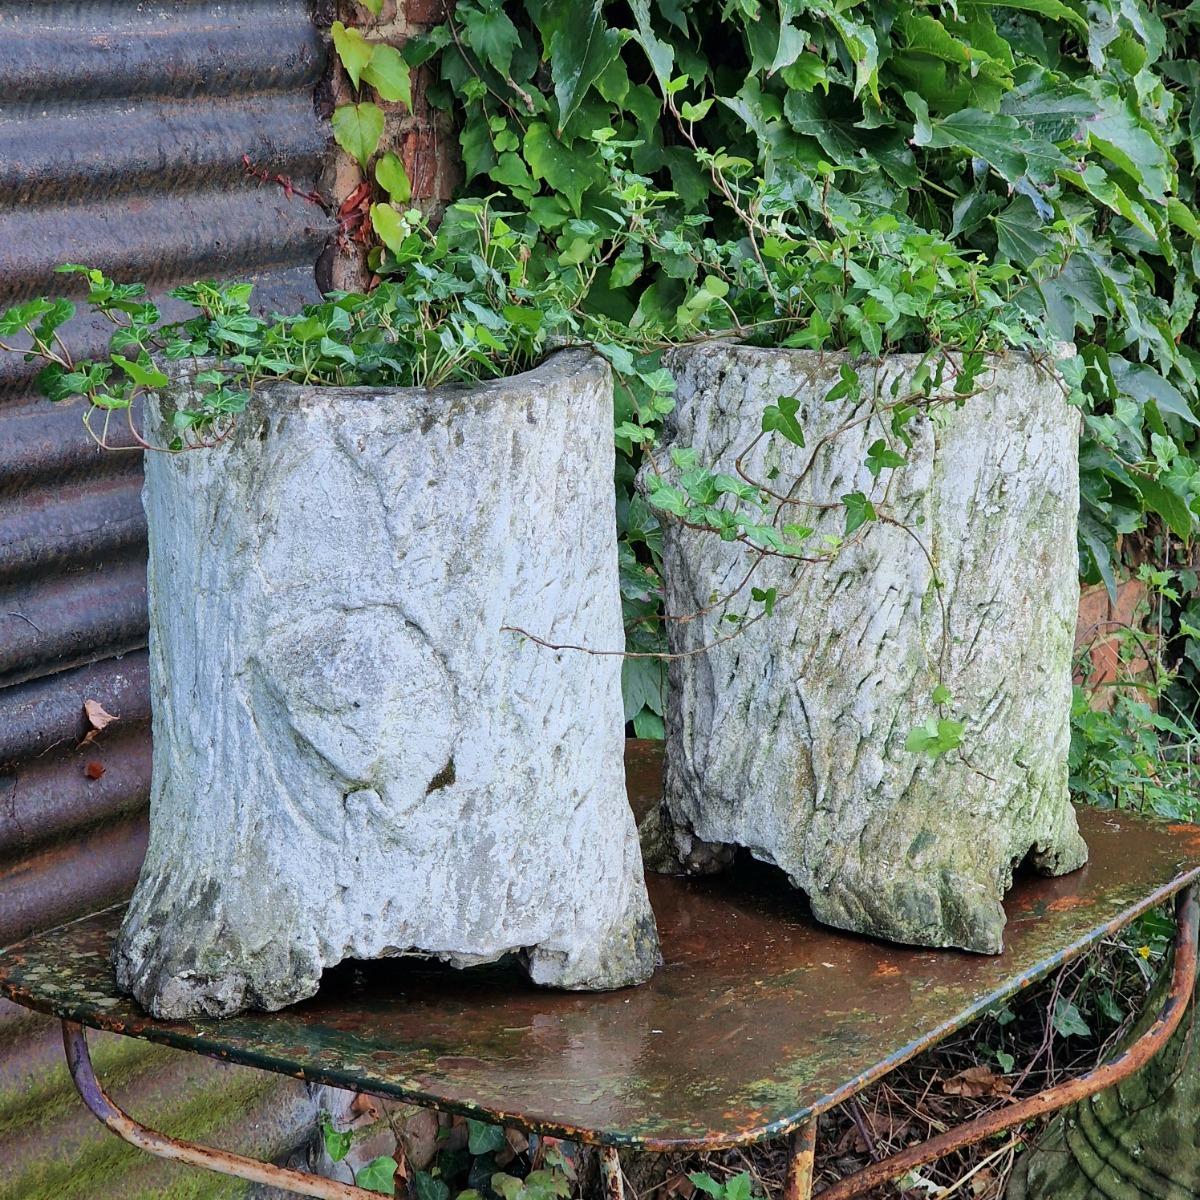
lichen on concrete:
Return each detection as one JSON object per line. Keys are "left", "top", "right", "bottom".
{"left": 653, "top": 343, "right": 1088, "bottom": 954}
{"left": 115, "top": 350, "right": 659, "bottom": 1018}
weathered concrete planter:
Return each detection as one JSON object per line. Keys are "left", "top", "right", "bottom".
{"left": 115, "top": 350, "right": 659, "bottom": 1018}
{"left": 654, "top": 343, "right": 1088, "bottom": 954}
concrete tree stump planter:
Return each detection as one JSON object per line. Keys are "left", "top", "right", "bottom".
{"left": 653, "top": 343, "right": 1088, "bottom": 954}
{"left": 115, "top": 350, "right": 659, "bottom": 1018}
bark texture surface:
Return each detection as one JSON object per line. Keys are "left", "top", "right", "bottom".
{"left": 656, "top": 344, "right": 1087, "bottom": 954}
{"left": 1008, "top": 970, "right": 1200, "bottom": 1200}
{"left": 116, "top": 350, "right": 659, "bottom": 1018}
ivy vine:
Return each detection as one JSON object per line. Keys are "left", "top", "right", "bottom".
{"left": 408, "top": 0, "right": 1200, "bottom": 750}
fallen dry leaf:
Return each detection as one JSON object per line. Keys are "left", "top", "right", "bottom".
{"left": 84, "top": 761, "right": 105, "bottom": 780}
{"left": 665, "top": 1174, "right": 696, "bottom": 1200}
{"left": 943, "top": 1066, "right": 1013, "bottom": 1098}
{"left": 79, "top": 699, "right": 119, "bottom": 747}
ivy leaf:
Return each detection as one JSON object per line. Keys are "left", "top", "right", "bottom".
{"left": 1132, "top": 473, "right": 1193, "bottom": 540}
{"left": 466, "top": 1119, "right": 508, "bottom": 1155}
{"left": 320, "top": 1115, "right": 352, "bottom": 1163}
{"left": 461, "top": 0, "right": 521, "bottom": 77}
{"left": 993, "top": 195, "right": 1055, "bottom": 266}
{"left": 762, "top": 395, "right": 804, "bottom": 446}
{"left": 908, "top": 97, "right": 1029, "bottom": 183}
{"left": 751, "top": 586, "right": 777, "bottom": 616}
{"left": 865, "top": 439, "right": 906, "bottom": 477}
{"left": 1062, "top": 163, "right": 1156, "bottom": 238}
{"left": 960, "top": 0, "right": 1087, "bottom": 37}
{"left": 1167, "top": 198, "right": 1200, "bottom": 241}
{"left": 629, "top": 0, "right": 675, "bottom": 90}
{"left": 331, "top": 21, "right": 375, "bottom": 90}
{"left": 827, "top": 11, "right": 879, "bottom": 100}
{"left": 550, "top": 0, "right": 620, "bottom": 133}
{"left": 1087, "top": 89, "right": 1170, "bottom": 202}
{"left": 905, "top": 717, "right": 965, "bottom": 759}
{"left": 361, "top": 44, "right": 412, "bottom": 108}
{"left": 1052, "top": 999, "right": 1092, "bottom": 1039}
{"left": 785, "top": 90, "right": 861, "bottom": 162}
{"left": 370, "top": 203, "right": 409, "bottom": 255}
{"left": 355, "top": 1157, "right": 396, "bottom": 1195}
{"left": 610, "top": 244, "right": 644, "bottom": 289}
{"left": 110, "top": 354, "right": 168, "bottom": 389}
{"left": 896, "top": 12, "right": 991, "bottom": 72}
{"left": 623, "top": 657, "right": 665, "bottom": 720}
{"left": 769, "top": 21, "right": 807, "bottom": 75}
{"left": 999, "top": 69, "right": 1094, "bottom": 141}
{"left": 333, "top": 102, "right": 385, "bottom": 169}
{"left": 824, "top": 365, "right": 861, "bottom": 405}
{"left": 524, "top": 121, "right": 599, "bottom": 212}
{"left": 1080, "top": 515, "right": 1119, "bottom": 606}
{"left": 414, "top": 1172, "right": 449, "bottom": 1200}
{"left": 842, "top": 491, "right": 876, "bottom": 535}
{"left": 490, "top": 151, "right": 535, "bottom": 194}
{"left": 375, "top": 153, "right": 411, "bottom": 204}
{"left": 1109, "top": 358, "right": 1199, "bottom": 428}
{"left": 359, "top": 0, "right": 383, "bottom": 13}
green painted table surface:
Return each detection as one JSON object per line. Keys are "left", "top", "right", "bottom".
{"left": 3, "top": 748, "right": 1199, "bottom": 1151}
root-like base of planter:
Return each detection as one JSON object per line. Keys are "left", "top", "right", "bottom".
{"left": 665, "top": 814, "right": 1088, "bottom": 955}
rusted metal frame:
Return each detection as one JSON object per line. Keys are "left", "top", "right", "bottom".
{"left": 61, "top": 1020, "right": 387, "bottom": 1200}
{"left": 813, "top": 882, "right": 1200, "bottom": 1200}
{"left": 783, "top": 1116, "right": 818, "bottom": 1200}
{"left": 600, "top": 1145, "right": 625, "bottom": 1200}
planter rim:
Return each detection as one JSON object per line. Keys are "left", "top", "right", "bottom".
{"left": 664, "top": 338, "right": 1075, "bottom": 369}
{"left": 162, "top": 345, "right": 608, "bottom": 404}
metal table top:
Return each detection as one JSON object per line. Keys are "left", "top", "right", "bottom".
{"left": 3, "top": 745, "right": 1199, "bottom": 1151}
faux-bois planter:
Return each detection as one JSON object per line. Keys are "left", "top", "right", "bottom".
{"left": 115, "top": 350, "right": 660, "bottom": 1018}
{"left": 653, "top": 342, "right": 1088, "bottom": 955}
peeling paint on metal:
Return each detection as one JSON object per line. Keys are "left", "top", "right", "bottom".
{"left": 3, "top": 753, "right": 1199, "bottom": 1154}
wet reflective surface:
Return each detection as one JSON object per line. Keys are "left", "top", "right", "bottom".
{"left": 3, "top": 744, "right": 1199, "bottom": 1151}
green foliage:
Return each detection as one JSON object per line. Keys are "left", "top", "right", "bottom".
{"left": 320, "top": 1112, "right": 353, "bottom": 1163}
{"left": 904, "top": 717, "right": 966, "bottom": 761}
{"left": 422, "top": 0, "right": 1200, "bottom": 733}
{"left": 357, "top": 1157, "right": 399, "bottom": 1195}
{"left": 330, "top": 12, "right": 413, "bottom": 172}
{"left": 466, "top": 1119, "right": 508, "bottom": 1156}
{"left": 10, "top": 0, "right": 1200, "bottom": 769}
{"left": 0, "top": 204, "right": 594, "bottom": 446}
{"left": 490, "top": 1167, "right": 571, "bottom": 1200}
{"left": 688, "top": 1171, "right": 756, "bottom": 1200}
{"left": 320, "top": 1113, "right": 396, "bottom": 1193}
{"left": 1069, "top": 686, "right": 1200, "bottom": 820}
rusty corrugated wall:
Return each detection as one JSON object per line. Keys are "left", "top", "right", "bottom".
{"left": 0, "top": 2, "right": 335, "bottom": 1194}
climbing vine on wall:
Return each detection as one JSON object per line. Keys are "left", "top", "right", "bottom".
{"left": 330, "top": 9, "right": 417, "bottom": 232}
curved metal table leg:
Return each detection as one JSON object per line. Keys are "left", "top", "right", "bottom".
{"left": 600, "top": 1145, "right": 625, "bottom": 1200}
{"left": 783, "top": 1117, "right": 818, "bottom": 1200}
{"left": 62, "top": 1020, "right": 392, "bottom": 1200}
{"left": 815, "top": 883, "right": 1200, "bottom": 1200}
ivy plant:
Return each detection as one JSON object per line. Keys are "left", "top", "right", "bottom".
{"left": 411, "top": 0, "right": 1200, "bottom": 739}
{"left": 7, "top": 0, "right": 1200, "bottom": 765}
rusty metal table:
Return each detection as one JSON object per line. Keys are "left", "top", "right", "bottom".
{"left": 2, "top": 747, "right": 1199, "bottom": 1199}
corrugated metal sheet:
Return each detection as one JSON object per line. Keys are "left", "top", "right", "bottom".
{"left": 0, "top": 0, "right": 331, "bottom": 921}
{"left": 0, "top": 998, "right": 324, "bottom": 1200}
{"left": 0, "top": 1, "right": 336, "bottom": 1193}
